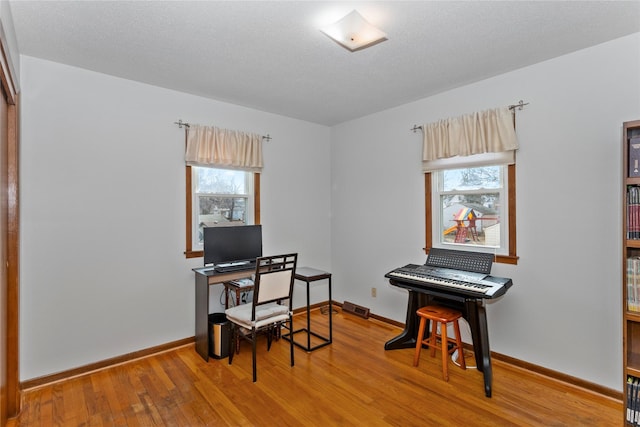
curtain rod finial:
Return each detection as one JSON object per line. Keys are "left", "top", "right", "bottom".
{"left": 508, "top": 100, "right": 529, "bottom": 111}
{"left": 174, "top": 119, "right": 190, "bottom": 129}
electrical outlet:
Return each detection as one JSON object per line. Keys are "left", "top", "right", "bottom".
{"left": 371, "top": 287, "right": 377, "bottom": 298}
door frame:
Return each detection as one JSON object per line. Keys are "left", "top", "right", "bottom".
{"left": 0, "top": 18, "right": 20, "bottom": 421}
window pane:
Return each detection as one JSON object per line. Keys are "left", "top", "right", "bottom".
{"left": 440, "top": 192, "right": 501, "bottom": 247}
{"left": 427, "top": 164, "right": 516, "bottom": 263}
{"left": 195, "top": 167, "right": 247, "bottom": 194}
{"left": 196, "top": 196, "right": 248, "bottom": 245}
{"left": 186, "top": 165, "right": 258, "bottom": 258}
{"left": 442, "top": 166, "right": 501, "bottom": 191}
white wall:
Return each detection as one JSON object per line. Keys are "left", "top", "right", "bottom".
{"left": 19, "top": 33, "right": 640, "bottom": 392}
{"left": 19, "top": 56, "right": 331, "bottom": 380}
{"left": 331, "top": 33, "right": 640, "bottom": 391}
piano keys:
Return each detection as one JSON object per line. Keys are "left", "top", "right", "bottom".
{"left": 385, "top": 263, "right": 512, "bottom": 298}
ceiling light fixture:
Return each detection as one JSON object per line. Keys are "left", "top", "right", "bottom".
{"left": 320, "top": 10, "right": 387, "bottom": 52}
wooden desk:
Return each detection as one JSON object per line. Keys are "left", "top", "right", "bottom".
{"left": 192, "top": 266, "right": 254, "bottom": 361}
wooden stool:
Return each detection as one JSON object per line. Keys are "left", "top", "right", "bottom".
{"left": 414, "top": 305, "right": 466, "bottom": 381}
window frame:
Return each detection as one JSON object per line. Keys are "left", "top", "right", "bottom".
{"left": 185, "top": 165, "right": 261, "bottom": 258}
{"left": 424, "top": 164, "right": 518, "bottom": 265}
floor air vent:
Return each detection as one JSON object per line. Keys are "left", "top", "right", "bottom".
{"left": 342, "top": 301, "right": 370, "bottom": 319}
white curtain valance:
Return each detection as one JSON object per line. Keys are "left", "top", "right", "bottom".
{"left": 423, "top": 151, "right": 515, "bottom": 172}
{"left": 422, "top": 106, "right": 518, "bottom": 172}
{"left": 185, "top": 124, "right": 263, "bottom": 172}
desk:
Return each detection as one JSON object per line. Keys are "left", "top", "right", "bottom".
{"left": 283, "top": 267, "right": 332, "bottom": 351}
{"left": 193, "top": 266, "right": 254, "bottom": 361}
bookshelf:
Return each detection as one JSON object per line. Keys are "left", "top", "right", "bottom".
{"left": 623, "top": 119, "right": 640, "bottom": 425}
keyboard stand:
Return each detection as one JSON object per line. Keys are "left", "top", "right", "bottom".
{"left": 385, "top": 281, "right": 494, "bottom": 398}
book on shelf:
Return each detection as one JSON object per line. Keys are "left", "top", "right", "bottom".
{"left": 634, "top": 376, "right": 640, "bottom": 425}
{"left": 629, "top": 377, "right": 638, "bottom": 424}
{"left": 628, "top": 256, "right": 640, "bottom": 312}
{"left": 631, "top": 137, "right": 640, "bottom": 178}
{"left": 625, "top": 376, "right": 633, "bottom": 423}
{"left": 629, "top": 186, "right": 640, "bottom": 240}
{"left": 628, "top": 375, "right": 640, "bottom": 425}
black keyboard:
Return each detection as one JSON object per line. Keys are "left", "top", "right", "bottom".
{"left": 385, "top": 264, "right": 511, "bottom": 298}
{"left": 214, "top": 262, "right": 255, "bottom": 273}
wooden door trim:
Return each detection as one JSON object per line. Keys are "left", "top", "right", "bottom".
{"left": 6, "top": 98, "right": 18, "bottom": 417}
{"left": 0, "top": 17, "right": 20, "bottom": 420}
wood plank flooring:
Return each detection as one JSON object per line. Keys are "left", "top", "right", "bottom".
{"left": 8, "top": 309, "right": 621, "bottom": 426}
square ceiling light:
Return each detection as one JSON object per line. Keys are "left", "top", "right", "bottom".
{"left": 320, "top": 10, "right": 387, "bottom": 52}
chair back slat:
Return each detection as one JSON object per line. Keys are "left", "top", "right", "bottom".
{"left": 256, "top": 270, "right": 293, "bottom": 303}
{"left": 252, "top": 253, "right": 297, "bottom": 312}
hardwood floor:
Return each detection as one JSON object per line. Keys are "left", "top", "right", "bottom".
{"left": 9, "top": 309, "right": 620, "bottom": 426}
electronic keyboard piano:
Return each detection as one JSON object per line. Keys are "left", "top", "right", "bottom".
{"left": 385, "top": 264, "right": 511, "bottom": 298}
{"left": 384, "top": 248, "right": 513, "bottom": 398}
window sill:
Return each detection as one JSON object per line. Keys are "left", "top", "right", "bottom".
{"left": 495, "top": 254, "right": 518, "bottom": 265}
{"left": 185, "top": 250, "right": 203, "bottom": 259}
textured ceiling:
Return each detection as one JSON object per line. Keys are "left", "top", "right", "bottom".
{"left": 8, "top": 1, "right": 640, "bottom": 126}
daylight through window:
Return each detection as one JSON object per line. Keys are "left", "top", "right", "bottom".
{"left": 425, "top": 164, "right": 517, "bottom": 264}
{"left": 434, "top": 165, "right": 506, "bottom": 251}
{"left": 185, "top": 166, "right": 258, "bottom": 257}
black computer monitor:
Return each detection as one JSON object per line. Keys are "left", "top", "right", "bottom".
{"left": 203, "top": 225, "right": 262, "bottom": 266}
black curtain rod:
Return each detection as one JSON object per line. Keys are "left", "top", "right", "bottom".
{"left": 508, "top": 100, "right": 529, "bottom": 111}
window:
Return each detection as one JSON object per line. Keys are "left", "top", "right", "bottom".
{"left": 185, "top": 166, "right": 260, "bottom": 258}
{"left": 435, "top": 165, "right": 505, "bottom": 249}
{"left": 425, "top": 164, "right": 517, "bottom": 264}
{"left": 420, "top": 105, "right": 518, "bottom": 264}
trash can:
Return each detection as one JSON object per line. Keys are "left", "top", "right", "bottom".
{"left": 208, "top": 313, "right": 230, "bottom": 359}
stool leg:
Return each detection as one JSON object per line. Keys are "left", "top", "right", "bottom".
{"left": 441, "top": 322, "right": 449, "bottom": 381}
{"left": 413, "top": 317, "right": 427, "bottom": 367}
{"left": 429, "top": 321, "right": 438, "bottom": 358}
{"left": 453, "top": 319, "right": 466, "bottom": 370}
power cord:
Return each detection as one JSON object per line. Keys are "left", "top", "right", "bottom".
{"left": 451, "top": 318, "right": 476, "bottom": 368}
{"left": 452, "top": 349, "right": 476, "bottom": 369}
{"left": 219, "top": 288, "right": 252, "bottom": 307}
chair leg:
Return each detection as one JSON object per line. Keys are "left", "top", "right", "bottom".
{"left": 289, "top": 316, "right": 295, "bottom": 367}
{"left": 441, "top": 322, "right": 449, "bottom": 381}
{"left": 453, "top": 319, "right": 466, "bottom": 370}
{"left": 267, "top": 325, "right": 274, "bottom": 351}
{"left": 413, "top": 317, "right": 427, "bottom": 367}
{"left": 429, "top": 321, "right": 438, "bottom": 358}
{"left": 228, "top": 324, "right": 235, "bottom": 365}
{"left": 252, "top": 328, "right": 257, "bottom": 382}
